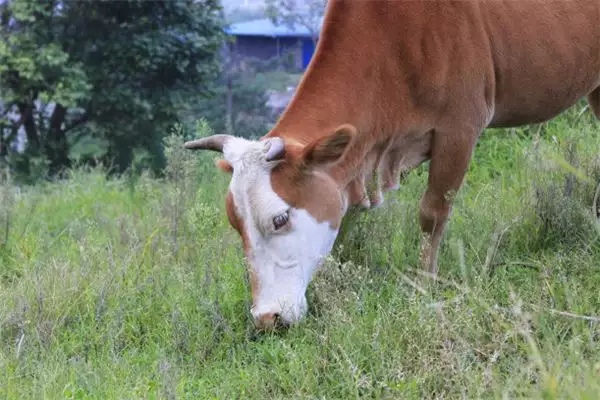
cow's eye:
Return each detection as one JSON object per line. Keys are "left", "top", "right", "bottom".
{"left": 273, "top": 210, "right": 290, "bottom": 230}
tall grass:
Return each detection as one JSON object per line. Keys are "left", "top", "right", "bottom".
{"left": 0, "top": 107, "right": 599, "bottom": 399}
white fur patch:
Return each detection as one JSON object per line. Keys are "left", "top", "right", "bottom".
{"left": 223, "top": 138, "right": 338, "bottom": 324}
{"left": 249, "top": 208, "right": 338, "bottom": 323}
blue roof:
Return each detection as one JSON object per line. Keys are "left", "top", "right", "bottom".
{"left": 225, "top": 17, "right": 323, "bottom": 38}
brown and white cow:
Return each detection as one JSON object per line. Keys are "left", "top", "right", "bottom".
{"left": 185, "top": 0, "right": 600, "bottom": 330}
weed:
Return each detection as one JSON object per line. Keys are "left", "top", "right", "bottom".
{"left": 0, "top": 105, "right": 599, "bottom": 398}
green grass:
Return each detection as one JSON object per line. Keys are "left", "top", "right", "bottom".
{"left": 1, "top": 106, "right": 599, "bottom": 399}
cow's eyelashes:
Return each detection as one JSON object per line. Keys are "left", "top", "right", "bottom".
{"left": 273, "top": 210, "right": 290, "bottom": 230}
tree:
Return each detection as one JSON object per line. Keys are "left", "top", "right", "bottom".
{"left": 186, "top": 45, "right": 272, "bottom": 140}
{"left": 264, "top": 0, "right": 326, "bottom": 46}
{"left": 0, "top": 0, "right": 224, "bottom": 179}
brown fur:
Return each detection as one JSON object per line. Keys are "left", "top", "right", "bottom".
{"left": 270, "top": 166, "right": 346, "bottom": 230}
{"left": 300, "top": 124, "right": 356, "bottom": 166}
{"left": 211, "top": 0, "right": 599, "bottom": 283}
{"left": 255, "top": 0, "right": 600, "bottom": 273}
{"left": 188, "top": 0, "right": 600, "bottom": 328}
{"left": 216, "top": 159, "right": 233, "bottom": 173}
{"left": 269, "top": 126, "right": 353, "bottom": 229}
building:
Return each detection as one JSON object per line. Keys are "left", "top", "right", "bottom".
{"left": 224, "top": 17, "right": 323, "bottom": 72}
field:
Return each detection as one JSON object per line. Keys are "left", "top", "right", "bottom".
{"left": 1, "top": 106, "right": 599, "bottom": 399}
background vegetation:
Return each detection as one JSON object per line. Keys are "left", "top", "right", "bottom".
{"left": 1, "top": 102, "right": 599, "bottom": 398}
{"left": 0, "top": 0, "right": 279, "bottom": 184}
{"left": 1, "top": 0, "right": 599, "bottom": 398}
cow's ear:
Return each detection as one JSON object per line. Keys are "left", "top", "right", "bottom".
{"left": 301, "top": 124, "right": 356, "bottom": 166}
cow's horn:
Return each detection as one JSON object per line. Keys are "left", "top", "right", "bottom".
{"left": 184, "top": 134, "right": 232, "bottom": 152}
{"left": 265, "top": 137, "right": 286, "bottom": 161}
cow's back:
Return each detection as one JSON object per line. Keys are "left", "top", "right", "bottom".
{"left": 387, "top": 0, "right": 600, "bottom": 129}
{"left": 480, "top": 0, "right": 600, "bottom": 127}
{"left": 267, "top": 0, "right": 600, "bottom": 143}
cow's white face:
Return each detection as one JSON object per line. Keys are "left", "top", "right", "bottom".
{"left": 185, "top": 126, "right": 355, "bottom": 330}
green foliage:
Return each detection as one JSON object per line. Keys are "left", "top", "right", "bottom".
{"left": 225, "top": 7, "right": 266, "bottom": 24}
{"left": 181, "top": 46, "right": 279, "bottom": 140}
{"left": 265, "top": 0, "right": 325, "bottom": 43}
{"left": 0, "top": 109, "right": 599, "bottom": 398}
{"left": 0, "top": 0, "right": 224, "bottom": 178}
{"left": 189, "top": 72, "right": 271, "bottom": 139}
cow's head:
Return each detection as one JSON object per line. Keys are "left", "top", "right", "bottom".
{"left": 184, "top": 125, "right": 355, "bottom": 330}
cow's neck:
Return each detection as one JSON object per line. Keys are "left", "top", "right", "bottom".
{"left": 264, "top": 59, "right": 368, "bottom": 145}
{"left": 262, "top": 21, "right": 383, "bottom": 204}
{"left": 266, "top": 64, "right": 389, "bottom": 208}
{"left": 263, "top": 2, "right": 420, "bottom": 209}
{"left": 263, "top": 0, "right": 387, "bottom": 142}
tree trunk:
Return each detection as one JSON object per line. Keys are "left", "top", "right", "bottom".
{"left": 226, "top": 75, "right": 233, "bottom": 135}
{"left": 17, "top": 103, "right": 40, "bottom": 153}
{"left": 0, "top": 124, "right": 5, "bottom": 158}
{"left": 45, "top": 103, "right": 70, "bottom": 177}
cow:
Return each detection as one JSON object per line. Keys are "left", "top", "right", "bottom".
{"left": 185, "top": 0, "right": 600, "bottom": 330}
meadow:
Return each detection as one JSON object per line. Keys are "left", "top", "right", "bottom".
{"left": 1, "top": 106, "right": 599, "bottom": 399}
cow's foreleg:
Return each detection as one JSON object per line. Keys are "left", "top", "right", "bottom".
{"left": 588, "top": 87, "right": 600, "bottom": 119}
{"left": 419, "top": 129, "right": 479, "bottom": 274}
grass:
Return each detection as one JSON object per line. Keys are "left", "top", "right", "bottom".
{"left": 1, "top": 105, "right": 599, "bottom": 399}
